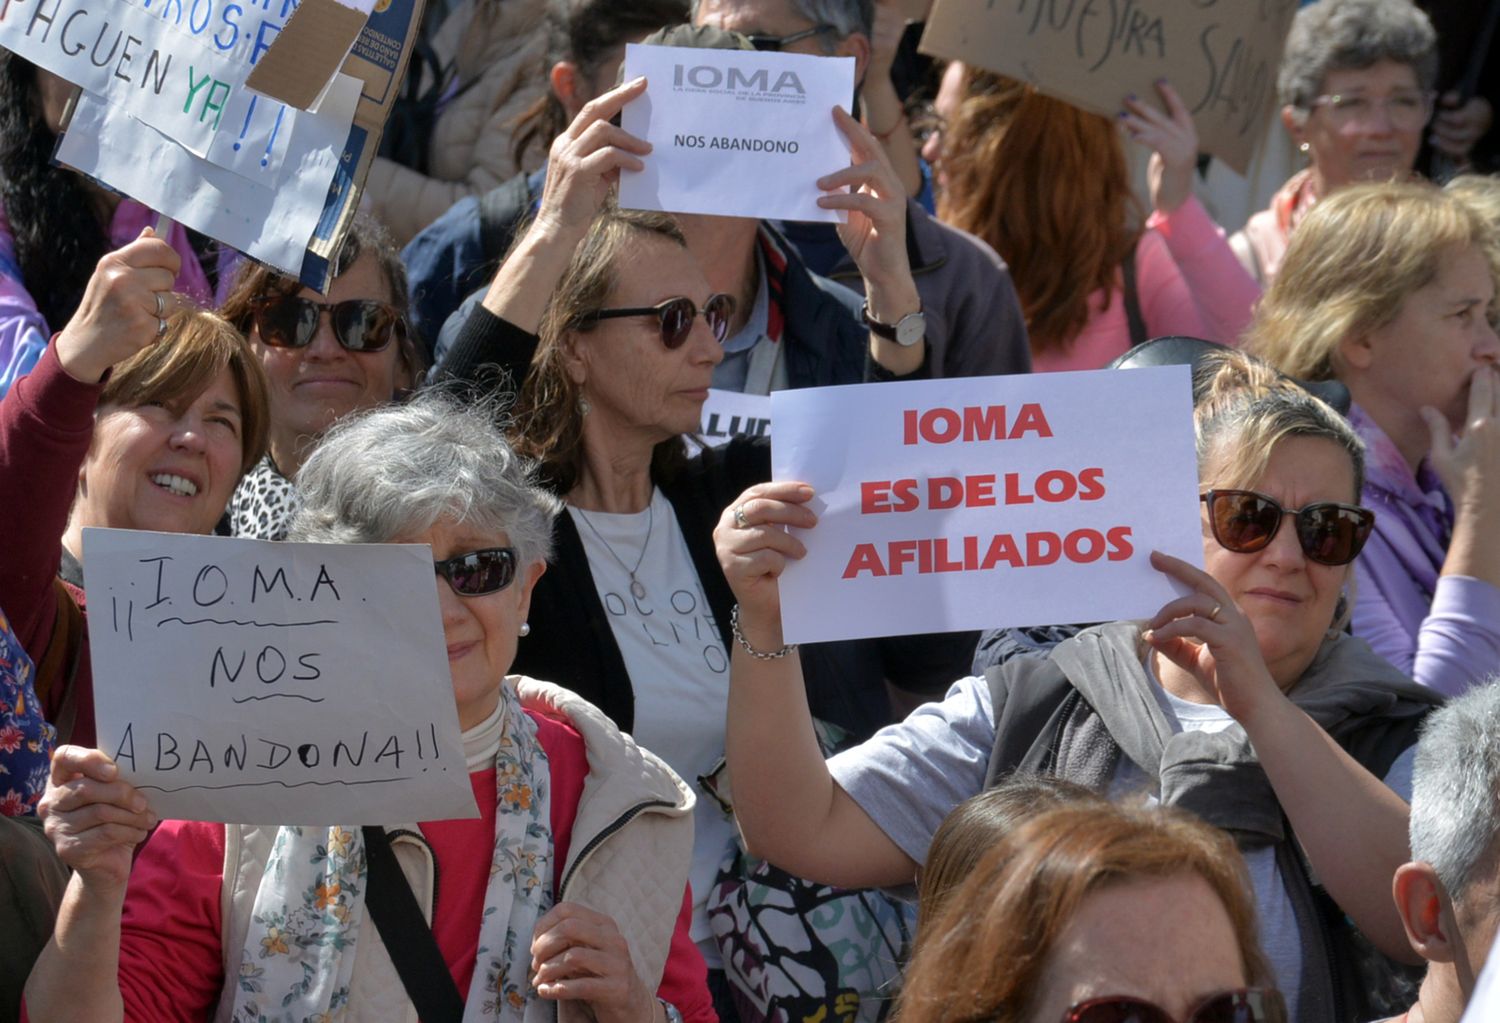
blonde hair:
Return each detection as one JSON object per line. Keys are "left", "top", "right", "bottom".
{"left": 1193, "top": 350, "right": 1364, "bottom": 498}
{"left": 100, "top": 306, "right": 270, "bottom": 475}
{"left": 1244, "top": 181, "right": 1493, "bottom": 381}
{"left": 1447, "top": 175, "right": 1500, "bottom": 297}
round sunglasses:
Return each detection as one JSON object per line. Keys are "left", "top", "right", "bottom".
{"left": 1063, "top": 987, "right": 1285, "bottom": 1023}
{"left": 1201, "top": 489, "right": 1375, "bottom": 567}
{"left": 577, "top": 294, "right": 736, "bottom": 349}
{"left": 433, "top": 547, "right": 517, "bottom": 597}
{"left": 250, "top": 294, "right": 405, "bottom": 353}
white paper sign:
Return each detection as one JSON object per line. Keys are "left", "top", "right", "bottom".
{"left": 83, "top": 529, "right": 475, "bottom": 826}
{"left": 770, "top": 367, "right": 1204, "bottom": 644}
{"left": 697, "top": 388, "right": 771, "bottom": 448}
{"left": 619, "top": 43, "right": 854, "bottom": 223}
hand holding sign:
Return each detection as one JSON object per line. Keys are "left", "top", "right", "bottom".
{"left": 1120, "top": 80, "right": 1199, "bottom": 217}
{"left": 714, "top": 481, "right": 817, "bottom": 648}
{"left": 818, "top": 107, "right": 915, "bottom": 304}
{"left": 54, "top": 230, "right": 180, "bottom": 385}
{"left": 537, "top": 76, "right": 654, "bottom": 241}
{"left": 38, "top": 745, "right": 156, "bottom": 893}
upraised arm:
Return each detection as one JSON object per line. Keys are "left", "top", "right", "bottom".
{"left": 715, "top": 481, "right": 917, "bottom": 889}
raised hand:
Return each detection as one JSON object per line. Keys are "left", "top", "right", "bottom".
{"left": 714, "top": 481, "right": 817, "bottom": 635}
{"left": 54, "top": 229, "right": 182, "bottom": 385}
{"left": 1121, "top": 80, "right": 1199, "bottom": 216}
{"left": 38, "top": 745, "right": 156, "bottom": 893}
{"left": 534, "top": 76, "right": 654, "bottom": 241}
{"left": 818, "top": 106, "right": 917, "bottom": 306}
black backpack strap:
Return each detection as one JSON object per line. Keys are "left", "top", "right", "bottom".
{"left": 361, "top": 826, "right": 465, "bottom": 1023}
{"left": 982, "top": 656, "right": 1082, "bottom": 787}
{"left": 1121, "top": 239, "right": 1148, "bottom": 348}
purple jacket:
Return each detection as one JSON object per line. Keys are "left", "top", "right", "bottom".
{"left": 1351, "top": 405, "right": 1500, "bottom": 695}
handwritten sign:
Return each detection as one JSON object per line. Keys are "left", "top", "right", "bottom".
{"left": 0, "top": 0, "right": 425, "bottom": 285}
{"left": 918, "top": 0, "right": 1299, "bottom": 174}
{"left": 770, "top": 367, "right": 1203, "bottom": 643}
{"left": 619, "top": 43, "right": 855, "bottom": 222}
{"left": 82, "top": 529, "right": 475, "bottom": 826}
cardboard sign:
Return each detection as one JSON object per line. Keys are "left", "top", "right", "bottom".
{"left": 82, "top": 529, "right": 475, "bottom": 826}
{"left": 770, "top": 367, "right": 1203, "bottom": 644}
{"left": 619, "top": 43, "right": 856, "bottom": 223}
{"left": 918, "top": 0, "right": 1299, "bottom": 174}
{"left": 0, "top": 0, "right": 425, "bottom": 286}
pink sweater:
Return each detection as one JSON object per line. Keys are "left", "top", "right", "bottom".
{"left": 1030, "top": 196, "right": 1262, "bottom": 373}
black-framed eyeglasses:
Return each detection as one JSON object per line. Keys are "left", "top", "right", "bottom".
{"left": 747, "top": 23, "right": 837, "bottom": 51}
{"left": 577, "top": 294, "right": 736, "bottom": 349}
{"left": 1063, "top": 987, "right": 1286, "bottom": 1023}
{"left": 433, "top": 547, "right": 518, "bottom": 597}
{"left": 1201, "top": 490, "right": 1375, "bottom": 567}
{"left": 250, "top": 294, "right": 405, "bottom": 353}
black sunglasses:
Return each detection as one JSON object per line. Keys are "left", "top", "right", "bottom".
{"left": 747, "top": 23, "right": 837, "bottom": 50}
{"left": 1201, "top": 489, "right": 1375, "bottom": 567}
{"left": 250, "top": 295, "right": 405, "bottom": 353}
{"left": 579, "top": 294, "right": 736, "bottom": 349}
{"left": 433, "top": 547, "right": 518, "bottom": 597}
{"left": 1064, "top": 988, "right": 1286, "bottom": 1023}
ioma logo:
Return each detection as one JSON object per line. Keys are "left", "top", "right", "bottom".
{"left": 673, "top": 64, "right": 806, "bottom": 98}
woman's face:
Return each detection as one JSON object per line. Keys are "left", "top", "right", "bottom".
{"left": 570, "top": 235, "right": 724, "bottom": 444}
{"left": 1349, "top": 243, "right": 1500, "bottom": 431}
{"left": 79, "top": 368, "right": 246, "bottom": 535}
{"left": 1201, "top": 435, "right": 1355, "bottom": 685}
{"left": 1027, "top": 873, "right": 1248, "bottom": 1022}
{"left": 401, "top": 518, "right": 545, "bottom": 731}
{"left": 920, "top": 61, "right": 966, "bottom": 193}
{"left": 250, "top": 252, "right": 404, "bottom": 454}
{"left": 1291, "top": 59, "right": 1426, "bottom": 190}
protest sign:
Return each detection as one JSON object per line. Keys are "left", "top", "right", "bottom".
{"left": 770, "top": 366, "right": 1202, "bottom": 644}
{"left": 82, "top": 528, "right": 475, "bottom": 826}
{"left": 918, "top": 0, "right": 1299, "bottom": 174}
{"left": 699, "top": 389, "right": 771, "bottom": 447}
{"left": 619, "top": 43, "right": 855, "bottom": 223}
{"left": 0, "top": 0, "right": 425, "bottom": 285}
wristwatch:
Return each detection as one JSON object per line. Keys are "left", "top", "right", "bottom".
{"left": 861, "top": 301, "right": 926, "bottom": 347}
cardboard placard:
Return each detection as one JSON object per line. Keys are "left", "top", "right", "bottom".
{"left": 619, "top": 43, "right": 856, "bottom": 223}
{"left": 918, "top": 0, "right": 1299, "bottom": 174}
{"left": 83, "top": 529, "right": 476, "bottom": 826}
{"left": 770, "top": 366, "right": 1203, "bottom": 644}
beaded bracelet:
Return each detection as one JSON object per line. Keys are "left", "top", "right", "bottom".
{"left": 730, "top": 604, "right": 798, "bottom": 660}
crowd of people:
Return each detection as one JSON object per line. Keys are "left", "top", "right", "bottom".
{"left": 1, "top": 0, "right": 1499, "bottom": 1021}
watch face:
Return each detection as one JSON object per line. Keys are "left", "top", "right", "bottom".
{"left": 895, "top": 312, "right": 926, "bottom": 347}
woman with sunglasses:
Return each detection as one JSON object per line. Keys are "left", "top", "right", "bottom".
{"left": 1246, "top": 182, "right": 1500, "bottom": 697}
{"left": 438, "top": 75, "right": 956, "bottom": 1021}
{"left": 899, "top": 802, "right": 1283, "bottom": 1023}
{"left": 218, "top": 215, "right": 424, "bottom": 542}
{"left": 714, "top": 351, "right": 1443, "bottom": 1022}
{"left": 23, "top": 393, "right": 717, "bottom": 1023}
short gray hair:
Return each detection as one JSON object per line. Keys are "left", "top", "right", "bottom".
{"left": 689, "top": 0, "right": 871, "bottom": 40}
{"left": 1409, "top": 680, "right": 1500, "bottom": 903}
{"left": 288, "top": 392, "right": 562, "bottom": 571}
{"left": 1277, "top": 0, "right": 1437, "bottom": 111}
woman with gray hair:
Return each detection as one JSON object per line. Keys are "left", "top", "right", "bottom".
{"left": 23, "top": 392, "right": 717, "bottom": 1023}
{"left": 1231, "top": 0, "right": 1438, "bottom": 284}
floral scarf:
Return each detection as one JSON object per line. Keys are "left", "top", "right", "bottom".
{"left": 230, "top": 688, "right": 554, "bottom": 1022}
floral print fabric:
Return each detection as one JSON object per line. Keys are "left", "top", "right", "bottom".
{"left": 230, "top": 685, "right": 554, "bottom": 1022}
{"left": 0, "top": 606, "right": 54, "bottom": 817}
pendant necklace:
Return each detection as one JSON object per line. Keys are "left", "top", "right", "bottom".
{"left": 574, "top": 499, "right": 654, "bottom": 601}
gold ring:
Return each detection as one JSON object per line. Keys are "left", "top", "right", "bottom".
{"left": 1208, "top": 603, "right": 1223, "bottom": 623}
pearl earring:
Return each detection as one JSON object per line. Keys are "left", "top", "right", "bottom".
{"left": 578, "top": 397, "right": 591, "bottom": 417}
{"left": 519, "top": 622, "right": 531, "bottom": 637}
{"left": 1299, "top": 141, "right": 1310, "bottom": 154}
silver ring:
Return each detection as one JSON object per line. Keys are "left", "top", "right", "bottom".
{"left": 154, "top": 291, "right": 165, "bottom": 318}
{"left": 156, "top": 317, "right": 168, "bottom": 338}
{"left": 1208, "top": 603, "right": 1223, "bottom": 623}
{"left": 733, "top": 504, "right": 749, "bottom": 529}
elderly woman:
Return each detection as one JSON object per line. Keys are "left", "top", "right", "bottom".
{"left": 1232, "top": 0, "right": 1438, "bottom": 285}
{"left": 23, "top": 393, "right": 715, "bottom": 1023}
{"left": 1245, "top": 182, "right": 1500, "bottom": 695}
{"left": 217, "top": 216, "right": 424, "bottom": 541}
{"left": 0, "top": 54, "right": 214, "bottom": 397}
{"left": 899, "top": 802, "right": 1283, "bottom": 1023}
{"left": 716, "top": 352, "right": 1441, "bottom": 1022}
{"left": 439, "top": 74, "right": 967, "bottom": 1021}
{"left": 0, "top": 231, "right": 269, "bottom": 751}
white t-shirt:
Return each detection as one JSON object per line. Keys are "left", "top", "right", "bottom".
{"left": 567, "top": 490, "right": 737, "bottom": 963}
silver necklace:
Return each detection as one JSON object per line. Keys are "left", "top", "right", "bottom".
{"left": 574, "top": 500, "right": 654, "bottom": 600}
